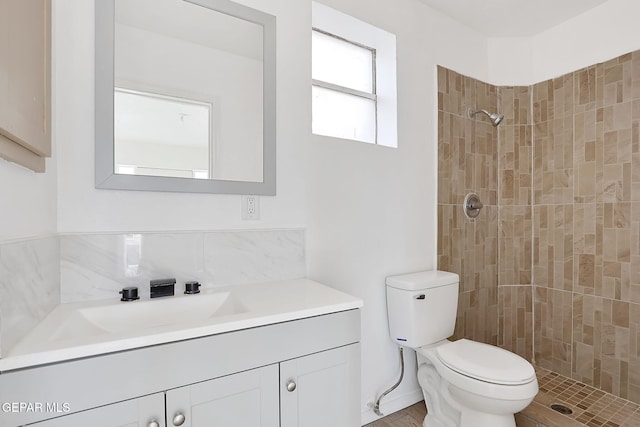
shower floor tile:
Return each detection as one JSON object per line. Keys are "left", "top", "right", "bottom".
{"left": 364, "top": 366, "right": 640, "bottom": 426}
{"left": 521, "top": 366, "right": 640, "bottom": 427}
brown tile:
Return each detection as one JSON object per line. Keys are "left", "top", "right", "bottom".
{"left": 534, "top": 205, "right": 574, "bottom": 291}
{"left": 535, "top": 287, "right": 573, "bottom": 376}
{"left": 499, "top": 206, "right": 532, "bottom": 285}
{"left": 499, "top": 285, "right": 533, "bottom": 361}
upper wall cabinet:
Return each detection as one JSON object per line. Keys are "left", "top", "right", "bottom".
{"left": 0, "top": 0, "right": 51, "bottom": 173}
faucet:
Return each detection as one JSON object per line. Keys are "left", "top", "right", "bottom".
{"left": 150, "top": 278, "right": 176, "bottom": 298}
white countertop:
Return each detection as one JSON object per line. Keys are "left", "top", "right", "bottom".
{"left": 0, "top": 279, "right": 362, "bottom": 372}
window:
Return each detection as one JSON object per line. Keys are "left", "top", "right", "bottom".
{"left": 311, "top": 2, "right": 397, "bottom": 148}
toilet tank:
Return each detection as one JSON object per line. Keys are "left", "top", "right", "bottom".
{"left": 386, "top": 270, "right": 459, "bottom": 348}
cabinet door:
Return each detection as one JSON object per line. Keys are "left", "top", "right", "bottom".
{"left": 28, "top": 393, "right": 165, "bottom": 427}
{"left": 0, "top": 0, "right": 51, "bottom": 156}
{"left": 280, "top": 343, "right": 360, "bottom": 427}
{"left": 165, "top": 364, "right": 279, "bottom": 427}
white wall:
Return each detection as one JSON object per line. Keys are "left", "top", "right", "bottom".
{"left": 0, "top": 1, "right": 58, "bottom": 242}
{"left": 0, "top": 158, "right": 57, "bottom": 241}
{"left": 54, "top": 0, "right": 306, "bottom": 233}
{"left": 0, "top": 0, "right": 60, "bottom": 242}
{"left": 530, "top": 0, "right": 640, "bottom": 83}
{"left": 487, "top": 37, "right": 533, "bottom": 86}
{"left": 486, "top": 0, "right": 640, "bottom": 86}
{"left": 305, "top": 0, "right": 490, "bottom": 422}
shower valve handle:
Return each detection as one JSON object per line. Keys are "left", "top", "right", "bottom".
{"left": 463, "top": 193, "right": 483, "bottom": 219}
{"left": 467, "top": 199, "right": 483, "bottom": 210}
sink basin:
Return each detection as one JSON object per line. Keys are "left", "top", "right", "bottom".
{"left": 49, "top": 292, "right": 247, "bottom": 342}
{"left": 2, "top": 279, "right": 363, "bottom": 372}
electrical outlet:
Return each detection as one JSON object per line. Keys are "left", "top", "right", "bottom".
{"left": 241, "top": 195, "right": 260, "bottom": 220}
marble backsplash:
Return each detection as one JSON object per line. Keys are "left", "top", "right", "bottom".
{"left": 0, "top": 229, "right": 306, "bottom": 356}
{"left": 0, "top": 236, "right": 60, "bottom": 357}
{"left": 60, "top": 229, "right": 306, "bottom": 303}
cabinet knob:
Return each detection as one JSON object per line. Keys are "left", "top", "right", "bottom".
{"left": 286, "top": 380, "right": 297, "bottom": 392}
{"left": 148, "top": 421, "right": 160, "bottom": 427}
{"left": 173, "top": 412, "right": 186, "bottom": 426}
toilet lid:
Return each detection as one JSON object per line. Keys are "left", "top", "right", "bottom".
{"left": 436, "top": 339, "right": 535, "bottom": 385}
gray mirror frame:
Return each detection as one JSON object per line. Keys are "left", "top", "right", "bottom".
{"left": 95, "top": 0, "right": 276, "bottom": 195}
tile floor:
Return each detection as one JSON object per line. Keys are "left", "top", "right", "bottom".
{"left": 364, "top": 402, "right": 426, "bottom": 427}
{"left": 522, "top": 367, "right": 640, "bottom": 427}
{"left": 365, "top": 367, "right": 640, "bottom": 427}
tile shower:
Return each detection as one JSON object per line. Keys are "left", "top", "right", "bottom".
{"left": 437, "top": 50, "right": 640, "bottom": 407}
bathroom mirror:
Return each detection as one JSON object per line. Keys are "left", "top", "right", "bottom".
{"left": 95, "top": 0, "right": 276, "bottom": 194}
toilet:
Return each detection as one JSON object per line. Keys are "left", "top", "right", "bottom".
{"left": 386, "top": 270, "right": 538, "bottom": 427}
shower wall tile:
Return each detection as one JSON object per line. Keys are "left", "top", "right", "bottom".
{"left": 437, "top": 111, "right": 466, "bottom": 205}
{"left": 471, "top": 122, "right": 499, "bottom": 206}
{"left": 474, "top": 205, "right": 499, "bottom": 290}
{"left": 533, "top": 115, "right": 574, "bottom": 205}
{"left": 574, "top": 64, "right": 603, "bottom": 113}
{"left": 533, "top": 73, "right": 575, "bottom": 123}
{"left": 499, "top": 206, "right": 531, "bottom": 285}
{"left": 0, "top": 236, "right": 59, "bottom": 357}
{"left": 573, "top": 203, "right": 601, "bottom": 296}
{"left": 498, "top": 123, "right": 532, "bottom": 206}
{"left": 437, "top": 65, "right": 466, "bottom": 117}
{"left": 438, "top": 67, "right": 498, "bottom": 207}
{"left": 437, "top": 204, "right": 497, "bottom": 294}
{"left": 60, "top": 229, "right": 305, "bottom": 303}
{"left": 601, "top": 103, "right": 633, "bottom": 203}
{"left": 498, "top": 285, "right": 533, "bottom": 361}
{"left": 453, "top": 288, "right": 498, "bottom": 346}
{"left": 499, "top": 86, "right": 531, "bottom": 126}
{"left": 533, "top": 205, "right": 574, "bottom": 291}
{"left": 440, "top": 50, "right": 640, "bottom": 406}
{"left": 573, "top": 97, "right": 603, "bottom": 204}
{"left": 534, "top": 286, "right": 573, "bottom": 377}
{"left": 572, "top": 294, "right": 640, "bottom": 400}
{"left": 603, "top": 54, "right": 633, "bottom": 107}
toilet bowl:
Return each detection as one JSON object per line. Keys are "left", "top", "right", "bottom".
{"left": 385, "top": 270, "right": 538, "bottom": 427}
{"left": 416, "top": 339, "right": 537, "bottom": 427}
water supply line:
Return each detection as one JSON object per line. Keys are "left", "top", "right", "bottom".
{"left": 370, "top": 346, "right": 405, "bottom": 417}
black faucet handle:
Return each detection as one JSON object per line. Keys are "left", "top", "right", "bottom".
{"left": 185, "top": 281, "right": 201, "bottom": 294}
{"left": 119, "top": 286, "right": 140, "bottom": 301}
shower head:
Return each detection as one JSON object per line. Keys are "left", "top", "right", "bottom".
{"left": 468, "top": 108, "right": 504, "bottom": 127}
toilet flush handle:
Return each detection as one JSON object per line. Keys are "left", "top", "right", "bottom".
{"left": 415, "top": 294, "right": 426, "bottom": 300}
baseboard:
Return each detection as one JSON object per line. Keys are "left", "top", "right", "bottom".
{"left": 360, "top": 388, "right": 424, "bottom": 425}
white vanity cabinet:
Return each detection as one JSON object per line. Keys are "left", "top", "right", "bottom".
{"left": 0, "top": 310, "right": 360, "bottom": 427}
{"left": 29, "top": 393, "right": 166, "bottom": 427}
{"left": 166, "top": 364, "right": 279, "bottom": 427}
{"left": 281, "top": 345, "right": 360, "bottom": 427}
{"left": 29, "top": 364, "right": 280, "bottom": 427}
{"left": 27, "top": 345, "right": 360, "bottom": 427}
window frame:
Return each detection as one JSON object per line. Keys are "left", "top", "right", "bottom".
{"left": 311, "top": 27, "right": 378, "bottom": 144}
{"left": 311, "top": 2, "right": 397, "bottom": 148}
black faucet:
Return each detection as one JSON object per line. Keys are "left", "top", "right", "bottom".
{"left": 150, "top": 278, "right": 176, "bottom": 298}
